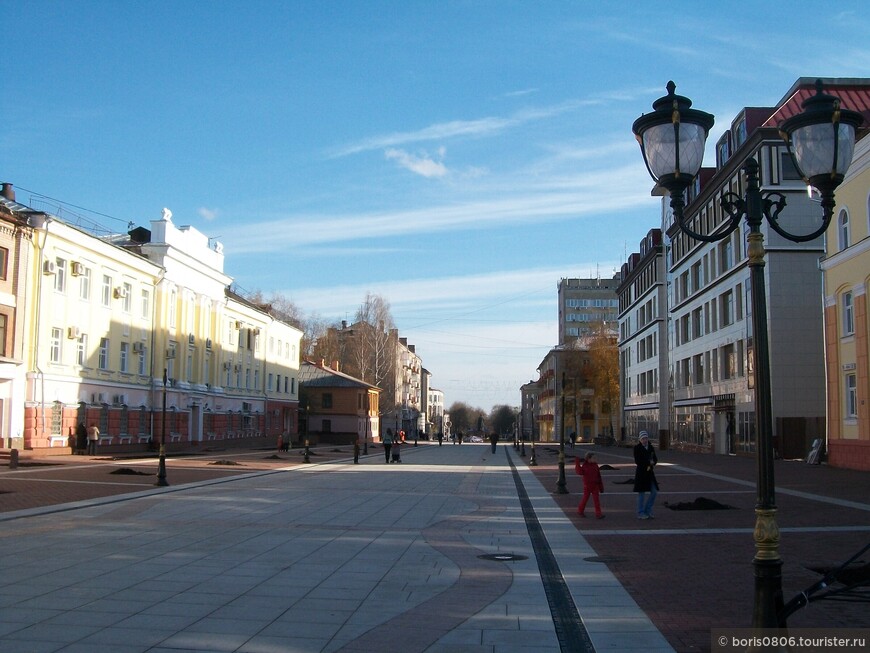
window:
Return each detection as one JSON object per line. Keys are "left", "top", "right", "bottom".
{"left": 322, "top": 393, "right": 333, "bottom": 409}
{"left": 102, "top": 275, "right": 112, "bottom": 307}
{"left": 50, "top": 327, "right": 62, "bottom": 363}
{"left": 0, "top": 247, "right": 7, "bottom": 280}
{"left": 99, "top": 338, "right": 110, "bottom": 370}
{"left": 79, "top": 267, "right": 91, "bottom": 300}
{"left": 122, "top": 282, "right": 132, "bottom": 313}
{"left": 0, "top": 314, "right": 7, "bottom": 356}
{"left": 77, "top": 334, "right": 87, "bottom": 366}
{"left": 845, "top": 374, "right": 858, "bottom": 418}
{"left": 120, "top": 342, "right": 129, "bottom": 373}
{"left": 693, "top": 354, "right": 705, "bottom": 385}
{"left": 780, "top": 151, "right": 800, "bottom": 181}
{"left": 734, "top": 118, "right": 747, "bottom": 148}
{"left": 719, "top": 239, "right": 734, "bottom": 274}
{"left": 54, "top": 257, "right": 67, "bottom": 292}
{"left": 838, "top": 209, "right": 850, "bottom": 250}
{"left": 137, "top": 346, "right": 146, "bottom": 375}
{"left": 721, "top": 290, "right": 735, "bottom": 327}
{"left": 140, "top": 289, "right": 150, "bottom": 319}
{"left": 842, "top": 291, "right": 854, "bottom": 336}
{"left": 721, "top": 344, "right": 736, "bottom": 379}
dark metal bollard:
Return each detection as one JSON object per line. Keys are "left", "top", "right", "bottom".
{"left": 529, "top": 441, "right": 537, "bottom": 466}
{"left": 303, "top": 440, "right": 311, "bottom": 464}
{"left": 9, "top": 448, "right": 19, "bottom": 469}
{"left": 353, "top": 441, "right": 360, "bottom": 464}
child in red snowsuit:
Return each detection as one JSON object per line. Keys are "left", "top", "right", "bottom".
{"left": 575, "top": 452, "right": 605, "bottom": 519}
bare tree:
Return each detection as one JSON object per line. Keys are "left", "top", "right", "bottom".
{"left": 587, "top": 323, "right": 620, "bottom": 440}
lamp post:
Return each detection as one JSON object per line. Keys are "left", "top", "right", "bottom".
{"left": 155, "top": 368, "right": 169, "bottom": 487}
{"left": 556, "top": 372, "right": 568, "bottom": 494}
{"left": 633, "top": 80, "right": 861, "bottom": 631}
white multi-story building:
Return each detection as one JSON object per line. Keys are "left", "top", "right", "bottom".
{"left": 617, "top": 228, "right": 669, "bottom": 445}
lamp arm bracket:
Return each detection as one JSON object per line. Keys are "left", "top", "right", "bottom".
{"left": 762, "top": 191, "right": 829, "bottom": 242}
{"left": 675, "top": 192, "right": 741, "bottom": 243}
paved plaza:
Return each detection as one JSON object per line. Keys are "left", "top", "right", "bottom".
{"left": 0, "top": 442, "right": 868, "bottom": 652}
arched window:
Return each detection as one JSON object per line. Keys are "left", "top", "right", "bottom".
{"left": 838, "top": 209, "right": 850, "bottom": 250}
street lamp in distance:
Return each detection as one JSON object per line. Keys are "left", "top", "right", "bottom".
{"left": 155, "top": 368, "right": 169, "bottom": 487}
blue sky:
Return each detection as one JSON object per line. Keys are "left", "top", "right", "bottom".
{"left": 4, "top": 1, "right": 869, "bottom": 411}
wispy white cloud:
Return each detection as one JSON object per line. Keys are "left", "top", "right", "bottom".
{"left": 219, "top": 162, "right": 651, "bottom": 254}
{"left": 198, "top": 207, "right": 219, "bottom": 221}
{"left": 328, "top": 99, "right": 598, "bottom": 158}
{"left": 282, "top": 263, "right": 615, "bottom": 320}
{"left": 385, "top": 147, "right": 448, "bottom": 178}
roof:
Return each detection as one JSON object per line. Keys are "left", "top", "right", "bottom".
{"left": 764, "top": 77, "right": 870, "bottom": 129}
{"left": 299, "top": 361, "right": 379, "bottom": 391}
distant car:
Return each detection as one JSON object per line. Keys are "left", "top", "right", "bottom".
{"left": 467, "top": 435, "right": 483, "bottom": 443}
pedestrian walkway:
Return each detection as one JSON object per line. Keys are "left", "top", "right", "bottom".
{"left": 0, "top": 444, "right": 672, "bottom": 653}
{"left": 2, "top": 443, "right": 869, "bottom": 652}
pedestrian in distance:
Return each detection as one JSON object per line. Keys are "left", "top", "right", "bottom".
{"left": 391, "top": 437, "right": 402, "bottom": 463}
{"left": 353, "top": 439, "right": 360, "bottom": 464}
{"left": 575, "top": 452, "right": 605, "bottom": 519}
{"left": 437, "top": 431, "right": 443, "bottom": 446}
{"left": 383, "top": 428, "right": 394, "bottom": 463}
{"left": 87, "top": 423, "right": 100, "bottom": 456}
{"left": 75, "top": 422, "right": 87, "bottom": 455}
{"left": 490, "top": 432, "right": 498, "bottom": 454}
{"left": 633, "top": 431, "right": 658, "bottom": 519}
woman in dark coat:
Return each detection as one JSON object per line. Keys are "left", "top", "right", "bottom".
{"left": 633, "top": 431, "right": 658, "bottom": 519}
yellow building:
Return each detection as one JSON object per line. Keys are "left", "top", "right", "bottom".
{"left": 14, "top": 194, "right": 301, "bottom": 452}
{"left": 821, "top": 132, "right": 870, "bottom": 470}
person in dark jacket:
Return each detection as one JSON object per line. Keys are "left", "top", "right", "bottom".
{"left": 633, "top": 431, "right": 658, "bottom": 519}
{"left": 383, "top": 429, "right": 394, "bottom": 463}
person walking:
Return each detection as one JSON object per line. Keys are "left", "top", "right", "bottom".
{"left": 87, "top": 423, "right": 100, "bottom": 456}
{"left": 75, "top": 422, "right": 87, "bottom": 455}
{"left": 383, "top": 428, "right": 394, "bottom": 463}
{"left": 575, "top": 452, "right": 605, "bottom": 519}
{"left": 489, "top": 432, "right": 498, "bottom": 454}
{"left": 633, "top": 431, "right": 658, "bottom": 519}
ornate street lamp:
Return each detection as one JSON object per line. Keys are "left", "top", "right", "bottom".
{"left": 556, "top": 373, "right": 568, "bottom": 494}
{"left": 155, "top": 368, "right": 169, "bottom": 487}
{"left": 633, "top": 80, "right": 861, "bottom": 631}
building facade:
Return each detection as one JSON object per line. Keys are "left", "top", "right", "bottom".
{"left": 557, "top": 276, "right": 620, "bottom": 345}
{"left": 617, "top": 228, "right": 670, "bottom": 446}
{"left": 299, "top": 360, "right": 379, "bottom": 446}
{"left": 7, "top": 188, "right": 302, "bottom": 453}
{"left": 821, "top": 130, "right": 870, "bottom": 470}
{"left": 619, "top": 77, "right": 870, "bottom": 459}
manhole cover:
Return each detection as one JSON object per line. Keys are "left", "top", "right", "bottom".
{"left": 584, "top": 556, "right": 625, "bottom": 563}
{"left": 478, "top": 553, "right": 528, "bottom": 562}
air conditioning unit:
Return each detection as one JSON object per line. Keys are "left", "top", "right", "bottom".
{"left": 114, "top": 286, "right": 128, "bottom": 299}
{"left": 206, "top": 338, "right": 213, "bottom": 349}
{"left": 43, "top": 260, "right": 57, "bottom": 275}
{"left": 67, "top": 326, "right": 81, "bottom": 339}
{"left": 71, "top": 261, "right": 85, "bottom": 276}
{"left": 166, "top": 348, "right": 176, "bottom": 359}
{"left": 132, "top": 342, "right": 144, "bottom": 354}
{"left": 188, "top": 334, "right": 195, "bottom": 345}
